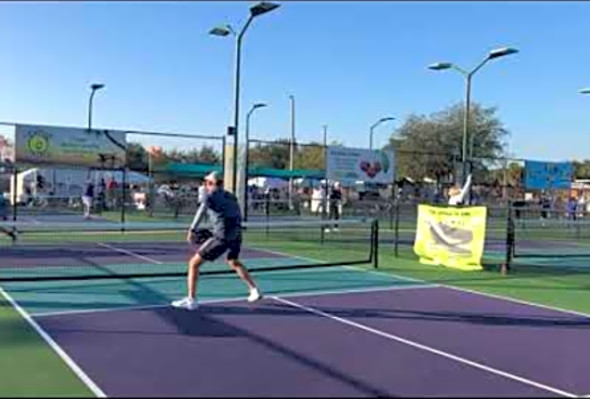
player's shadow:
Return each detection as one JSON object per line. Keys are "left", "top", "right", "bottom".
{"left": 200, "top": 302, "right": 590, "bottom": 329}
{"left": 150, "top": 306, "right": 392, "bottom": 397}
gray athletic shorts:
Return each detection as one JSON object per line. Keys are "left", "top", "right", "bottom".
{"left": 197, "top": 234, "right": 242, "bottom": 262}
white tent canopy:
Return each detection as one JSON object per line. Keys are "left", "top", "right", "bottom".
{"left": 247, "top": 176, "right": 288, "bottom": 189}
{"left": 11, "top": 167, "right": 151, "bottom": 202}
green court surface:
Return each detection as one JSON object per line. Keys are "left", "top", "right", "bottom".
{"left": 2, "top": 266, "right": 419, "bottom": 317}
{"left": 0, "top": 295, "right": 95, "bottom": 397}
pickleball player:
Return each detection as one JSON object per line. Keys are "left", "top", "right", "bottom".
{"left": 172, "top": 171, "right": 262, "bottom": 311}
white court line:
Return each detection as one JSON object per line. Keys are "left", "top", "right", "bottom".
{"left": 0, "top": 287, "right": 107, "bottom": 398}
{"left": 96, "top": 242, "right": 163, "bottom": 265}
{"left": 30, "top": 283, "right": 438, "bottom": 318}
{"left": 273, "top": 295, "right": 577, "bottom": 398}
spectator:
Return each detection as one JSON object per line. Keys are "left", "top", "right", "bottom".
{"left": 311, "top": 185, "right": 326, "bottom": 216}
{"left": 82, "top": 180, "right": 95, "bottom": 219}
{"left": 326, "top": 182, "right": 342, "bottom": 232}
{"left": 448, "top": 174, "right": 472, "bottom": 206}
{"left": 540, "top": 196, "right": 551, "bottom": 220}
{"left": 565, "top": 196, "right": 577, "bottom": 221}
{"left": 577, "top": 196, "right": 586, "bottom": 219}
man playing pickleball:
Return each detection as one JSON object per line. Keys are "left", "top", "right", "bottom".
{"left": 172, "top": 171, "right": 262, "bottom": 311}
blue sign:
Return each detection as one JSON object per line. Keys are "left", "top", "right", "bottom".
{"left": 524, "top": 160, "right": 573, "bottom": 190}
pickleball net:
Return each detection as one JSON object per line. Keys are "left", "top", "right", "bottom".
{"left": 510, "top": 217, "right": 590, "bottom": 259}
{"left": 0, "top": 218, "right": 378, "bottom": 282}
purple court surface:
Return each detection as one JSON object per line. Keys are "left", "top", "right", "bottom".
{"left": 24, "top": 284, "right": 590, "bottom": 397}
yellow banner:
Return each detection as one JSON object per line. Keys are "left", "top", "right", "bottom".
{"left": 413, "top": 205, "right": 487, "bottom": 271}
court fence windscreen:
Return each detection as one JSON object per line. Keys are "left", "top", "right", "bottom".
{"left": 0, "top": 218, "right": 378, "bottom": 282}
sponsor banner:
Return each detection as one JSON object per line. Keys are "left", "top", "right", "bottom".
{"left": 15, "top": 124, "right": 127, "bottom": 168}
{"left": 326, "top": 146, "right": 394, "bottom": 184}
{"left": 524, "top": 160, "right": 573, "bottom": 190}
{"left": 413, "top": 204, "right": 487, "bottom": 271}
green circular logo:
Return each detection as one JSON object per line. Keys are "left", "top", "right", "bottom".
{"left": 27, "top": 132, "right": 49, "bottom": 155}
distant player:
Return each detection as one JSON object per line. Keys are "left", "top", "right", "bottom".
{"left": 172, "top": 171, "right": 262, "bottom": 311}
{"left": 448, "top": 174, "right": 472, "bottom": 206}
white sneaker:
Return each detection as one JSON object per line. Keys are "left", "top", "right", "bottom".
{"left": 247, "top": 288, "right": 263, "bottom": 303}
{"left": 171, "top": 297, "right": 198, "bottom": 310}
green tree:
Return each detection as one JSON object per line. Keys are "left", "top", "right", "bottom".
{"left": 388, "top": 102, "right": 509, "bottom": 184}
{"left": 574, "top": 160, "right": 590, "bottom": 179}
{"left": 126, "top": 143, "right": 148, "bottom": 172}
{"left": 248, "top": 140, "right": 290, "bottom": 169}
{"left": 294, "top": 143, "right": 325, "bottom": 170}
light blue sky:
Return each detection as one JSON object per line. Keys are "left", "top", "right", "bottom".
{"left": 1, "top": 1, "right": 589, "bottom": 161}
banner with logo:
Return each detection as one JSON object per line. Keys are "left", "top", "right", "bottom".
{"left": 326, "top": 146, "right": 394, "bottom": 184}
{"left": 15, "top": 124, "right": 127, "bottom": 168}
{"left": 413, "top": 204, "right": 487, "bottom": 271}
{"left": 524, "top": 160, "right": 573, "bottom": 190}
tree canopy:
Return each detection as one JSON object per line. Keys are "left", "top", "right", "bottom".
{"left": 387, "top": 102, "right": 510, "bottom": 185}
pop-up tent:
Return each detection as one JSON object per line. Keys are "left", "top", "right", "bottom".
{"left": 10, "top": 167, "right": 151, "bottom": 203}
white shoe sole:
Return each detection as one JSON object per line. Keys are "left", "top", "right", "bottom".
{"left": 248, "top": 293, "right": 263, "bottom": 303}
{"left": 171, "top": 301, "right": 198, "bottom": 311}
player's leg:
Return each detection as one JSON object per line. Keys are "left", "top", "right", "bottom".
{"left": 226, "top": 237, "right": 262, "bottom": 302}
{"left": 172, "top": 237, "right": 222, "bottom": 310}
{"left": 187, "top": 252, "right": 205, "bottom": 299}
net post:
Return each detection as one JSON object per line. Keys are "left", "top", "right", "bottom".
{"left": 265, "top": 193, "right": 270, "bottom": 237}
{"left": 394, "top": 185, "right": 400, "bottom": 258}
{"left": 389, "top": 183, "right": 395, "bottom": 230}
{"left": 11, "top": 166, "right": 18, "bottom": 242}
{"left": 372, "top": 219, "right": 379, "bottom": 269}
{"left": 121, "top": 167, "right": 127, "bottom": 232}
{"left": 244, "top": 139, "right": 250, "bottom": 222}
{"left": 503, "top": 200, "right": 514, "bottom": 275}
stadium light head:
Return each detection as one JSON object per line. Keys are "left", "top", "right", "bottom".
{"left": 250, "top": 2, "right": 280, "bottom": 17}
{"left": 428, "top": 62, "right": 453, "bottom": 71}
{"left": 90, "top": 83, "right": 105, "bottom": 91}
{"left": 579, "top": 88, "right": 590, "bottom": 95}
{"left": 209, "top": 25, "right": 234, "bottom": 37}
{"left": 488, "top": 47, "right": 519, "bottom": 60}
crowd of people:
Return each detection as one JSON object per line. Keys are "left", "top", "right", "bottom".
{"left": 246, "top": 181, "right": 344, "bottom": 224}
{"left": 517, "top": 194, "right": 590, "bottom": 221}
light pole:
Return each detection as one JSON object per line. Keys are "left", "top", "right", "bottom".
{"left": 428, "top": 47, "right": 518, "bottom": 185}
{"left": 209, "top": 1, "right": 280, "bottom": 194}
{"left": 369, "top": 117, "right": 395, "bottom": 150}
{"left": 88, "top": 83, "right": 105, "bottom": 131}
{"left": 244, "top": 102, "right": 267, "bottom": 221}
{"left": 289, "top": 94, "right": 295, "bottom": 209}
{"left": 322, "top": 124, "right": 328, "bottom": 148}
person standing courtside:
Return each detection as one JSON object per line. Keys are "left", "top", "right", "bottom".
{"left": 82, "top": 179, "right": 95, "bottom": 219}
{"left": 172, "top": 171, "right": 262, "bottom": 311}
{"left": 326, "top": 182, "right": 342, "bottom": 232}
{"left": 448, "top": 174, "right": 472, "bottom": 206}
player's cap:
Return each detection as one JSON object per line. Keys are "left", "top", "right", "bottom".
{"left": 204, "top": 171, "right": 220, "bottom": 183}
